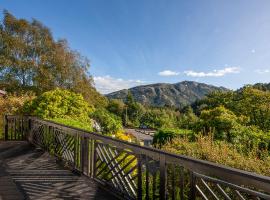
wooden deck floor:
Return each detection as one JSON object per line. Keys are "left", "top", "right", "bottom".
{"left": 0, "top": 141, "right": 118, "bottom": 200}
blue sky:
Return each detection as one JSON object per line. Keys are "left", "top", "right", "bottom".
{"left": 1, "top": 0, "right": 270, "bottom": 93}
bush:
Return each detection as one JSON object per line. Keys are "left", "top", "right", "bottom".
{"left": 51, "top": 118, "right": 93, "bottom": 132}
{"left": 230, "top": 125, "right": 270, "bottom": 155}
{"left": 153, "top": 128, "right": 194, "bottom": 147}
{"left": 23, "top": 89, "right": 93, "bottom": 122}
{"left": 162, "top": 135, "right": 270, "bottom": 176}
{"left": 139, "top": 108, "right": 179, "bottom": 129}
{"left": 195, "top": 106, "right": 239, "bottom": 141}
{"left": 92, "top": 108, "right": 123, "bottom": 135}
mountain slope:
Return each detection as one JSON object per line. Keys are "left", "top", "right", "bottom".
{"left": 106, "top": 81, "right": 228, "bottom": 107}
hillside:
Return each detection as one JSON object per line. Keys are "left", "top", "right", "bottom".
{"left": 106, "top": 81, "right": 228, "bottom": 107}
{"left": 251, "top": 83, "right": 270, "bottom": 91}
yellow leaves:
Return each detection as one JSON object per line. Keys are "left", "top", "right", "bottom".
{"left": 0, "top": 93, "right": 35, "bottom": 139}
{"left": 115, "top": 132, "right": 135, "bottom": 142}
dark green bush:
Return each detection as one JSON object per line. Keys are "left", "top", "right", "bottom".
{"left": 153, "top": 128, "right": 194, "bottom": 147}
{"left": 91, "top": 108, "right": 123, "bottom": 135}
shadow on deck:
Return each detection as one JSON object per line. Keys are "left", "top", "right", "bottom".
{"left": 0, "top": 141, "right": 117, "bottom": 200}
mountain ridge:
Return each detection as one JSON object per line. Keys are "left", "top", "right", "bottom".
{"left": 106, "top": 81, "right": 229, "bottom": 108}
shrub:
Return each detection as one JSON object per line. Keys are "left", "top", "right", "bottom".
{"left": 115, "top": 132, "right": 136, "bottom": 142}
{"left": 196, "top": 106, "right": 239, "bottom": 141}
{"left": 23, "top": 88, "right": 93, "bottom": 122}
{"left": 153, "top": 128, "right": 194, "bottom": 147}
{"left": 91, "top": 108, "right": 123, "bottom": 135}
{"left": 139, "top": 108, "right": 179, "bottom": 129}
{"left": 162, "top": 135, "right": 270, "bottom": 176}
{"left": 230, "top": 125, "right": 270, "bottom": 155}
{"left": 51, "top": 118, "right": 93, "bottom": 132}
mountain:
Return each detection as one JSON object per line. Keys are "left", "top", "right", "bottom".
{"left": 106, "top": 81, "right": 229, "bottom": 108}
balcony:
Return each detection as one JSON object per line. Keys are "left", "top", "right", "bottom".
{"left": 1, "top": 115, "right": 270, "bottom": 200}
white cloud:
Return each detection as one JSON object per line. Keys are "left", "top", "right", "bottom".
{"left": 255, "top": 69, "right": 270, "bottom": 74}
{"left": 93, "top": 75, "right": 145, "bottom": 94}
{"left": 158, "top": 70, "right": 180, "bottom": 76}
{"left": 184, "top": 67, "right": 240, "bottom": 77}
{"left": 251, "top": 49, "right": 256, "bottom": 53}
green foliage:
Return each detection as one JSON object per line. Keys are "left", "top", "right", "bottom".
{"left": 197, "top": 106, "right": 239, "bottom": 141}
{"left": 153, "top": 128, "right": 193, "bottom": 147}
{"left": 106, "top": 99, "right": 125, "bottom": 119}
{"left": 0, "top": 10, "right": 107, "bottom": 107}
{"left": 51, "top": 118, "right": 93, "bottom": 132}
{"left": 139, "top": 108, "right": 179, "bottom": 129}
{"left": 178, "top": 106, "right": 198, "bottom": 129}
{"left": 23, "top": 89, "right": 93, "bottom": 122}
{"left": 196, "top": 87, "right": 270, "bottom": 131}
{"left": 162, "top": 135, "right": 270, "bottom": 176}
{"left": 252, "top": 83, "right": 270, "bottom": 92}
{"left": 92, "top": 108, "right": 123, "bottom": 135}
{"left": 125, "top": 92, "right": 145, "bottom": 126}
{"left": 230, "top": 125, "right": 270, "bottom": 154}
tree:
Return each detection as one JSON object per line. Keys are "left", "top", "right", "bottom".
{"left": 231, "top": 87, "right": 270, "bottom": 131}
{"left": 91, "top": 108, "right": 123, "bottom": 135}
{"left": 0, "top": 10, "right": 107, "bottom": 107}
{"left": 179, "top": 106, "right": 198, "bottom": 129}
{"left": 198, "top": 106, "right": 239, "bottom": 141}
{"left": 195, "top": 88, "right": 270, "bottom": 131}
{"left": 107, "top": 99, "right": 125, "bottom": 117}
{"left": 139, "top": 107, "right": 179, "bottom": 129}
{"left": 23, "top": 88, "right": 93, "bottom": 122}
{"left": 125, "top": 92, "right": 145, "bottom": 126}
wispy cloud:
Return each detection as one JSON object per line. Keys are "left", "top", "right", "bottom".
{"left": 254, "top": 69, "right": 270, "bottom": 74}
{"left": 94, "top": 75, "right": 145, "bottom": 94}
{"left": 158, "top": 70, "right": 180, "bottom": 76}
{"left": 184, "top": 67, "right": 240, "bottom": 77}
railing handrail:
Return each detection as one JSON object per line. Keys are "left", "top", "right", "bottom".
{"left": 6, "top": 115, "right": 270, "bottom": 193}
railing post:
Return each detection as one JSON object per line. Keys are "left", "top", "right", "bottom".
{"left": 159, "top": 154, "right": 167, "bottom": 200}
{"left": 89, "top": 139, "right": 94, "bottom": 178}
{"left": 73, "top": 134, "right": 78, "bottom": 170}
{"left": 137, "top": 154, "right": 143, "bottom": 200}
{"left": 4, "top": 115, "right": 8, "bottom": 140}
{"left": 189, "top": 171, "right": 196, "bottom": 200}
{"left": 81, "top": 136, "right": 89, "bottom": 175}
{"left": 92, "top": 141, "right": 97, "bottom": 178}
{"left": 27, "top": 117, "right": 32, "bottom": 142}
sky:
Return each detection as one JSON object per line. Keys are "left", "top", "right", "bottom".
{"left": 1, "top": 0, "right": 270, "bottom": 93}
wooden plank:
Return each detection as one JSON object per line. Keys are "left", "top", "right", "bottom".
{"left": 0, "top": 141, "right": 118, "bottom": 200}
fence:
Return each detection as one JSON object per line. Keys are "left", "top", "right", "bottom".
{"left": 4, "top": 115, "right": 270, "bottom": 200}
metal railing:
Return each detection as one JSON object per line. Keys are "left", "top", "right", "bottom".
{"left": 4, "top": 115, "right": 270, "bottom": 200}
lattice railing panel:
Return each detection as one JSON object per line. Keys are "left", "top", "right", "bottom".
{"left": 54, "top": 129, "right": 76, "bottom": 164}
{"left": 194, "top": 173, "right": 270, "bottom": 200}
{"left": 94, "top": 141, "right": 138, "bottom": 199}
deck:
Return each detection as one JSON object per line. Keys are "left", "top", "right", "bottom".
{"left": 1, "top": 116, "right": 270, "bottom": 200}
{"left": 0, "top": 141, "right": 117, "bottom": 200}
